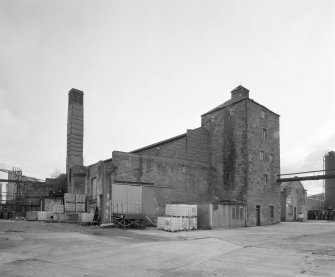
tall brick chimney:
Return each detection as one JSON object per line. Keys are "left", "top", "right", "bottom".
{"left": 66, "top": 89, "right": 84, "bottom": 177}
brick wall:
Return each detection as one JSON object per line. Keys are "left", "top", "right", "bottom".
{"left": 102, "top": 160, "right": 114, "bottom": 223}
{"left": 69, "top": 166, "right": 86, "bottom": 194}
{"left": 107, "top": 151, "right": 210, "bottom": 222}
{"left": 66, "top": 89, "right": 84, "bottom": 171}
{"left": 132, "top": 127, "right": 209, "bottom": 164}
{"left": 133, "top": 135, "right": 187, "bottom": 159}
{"left": 43, "top": 197, "right": 63, "bottom": 212}
{"left": 201, "top": 100, "right": 248, "bottom": 204}
{"left": 201, "top": 97, "right": 280, "bottom": 227}
{"left": 86, "top": 160, "right": 115, "bottom": 222}
{"left": 7, "top": 173, "right": 62, "bottom": 199}
{"left": 19, "top": 183, "right": 59, "bottom": 198}
{"left": 246, "top": 100, "right": 280, "bottom": 226}
{"left": 86, "top": 162, "right": 99, "bottom": 214}
{"left": 186, "top": 127, "right": 209, "bottom": 164}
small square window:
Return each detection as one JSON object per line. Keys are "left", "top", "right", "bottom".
{"left": 269, "top": 154, "right": 274, "bottom": 162}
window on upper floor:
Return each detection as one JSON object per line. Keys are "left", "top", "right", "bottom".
{"left": 259, "top": 150, "right": 264, "bottom": 160}
{"left": 229, "top": 105, "right": 236, "bottom": 116}
{"left": 269, "top": 153, "right": 274, "bottom": 162}
{"left": 261, "top": 110, "right": 266, "bottom": 119}
{"left": 262, "top": 128, "right": 267, "bottom": 144}
{"left": 263, "top": 174, "right": 268, "bottom": 183}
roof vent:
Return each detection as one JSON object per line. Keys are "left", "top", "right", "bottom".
{"left": 231, "top": 85, "right": 249, "bottom": 100}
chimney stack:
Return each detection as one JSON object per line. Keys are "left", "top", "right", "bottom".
{"left": 66, "top": 88, "right": 84, "bottom": 177}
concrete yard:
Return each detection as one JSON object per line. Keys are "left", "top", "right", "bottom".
{"left": 0, "top": 220, "right": 334, "bottom": 277}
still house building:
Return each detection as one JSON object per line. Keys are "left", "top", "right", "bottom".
{"left": 67, "top": 86, "right": 281, "bottom": 227}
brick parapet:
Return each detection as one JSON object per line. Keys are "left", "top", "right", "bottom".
{"left": 132, "top": 127, "right": 210, "bottom": 165}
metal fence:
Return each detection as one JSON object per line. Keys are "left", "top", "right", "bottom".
{"left": 307, "top": 210, "right": 335, "bottom": 220}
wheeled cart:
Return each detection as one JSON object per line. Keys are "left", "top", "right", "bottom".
{"left": 113, "top": 213, "right": 145, "bottom": 229}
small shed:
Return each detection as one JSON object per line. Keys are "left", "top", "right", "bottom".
{"left": 198, "top": 201, "right": 246, "bottom": 229}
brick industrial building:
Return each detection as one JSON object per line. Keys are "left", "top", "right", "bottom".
{"left": 67, "top": 86, "right": 280, "bottom": 227}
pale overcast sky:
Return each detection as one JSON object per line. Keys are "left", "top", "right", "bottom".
{"left": 0, "top": 0, "right": 334, "bottom": 194}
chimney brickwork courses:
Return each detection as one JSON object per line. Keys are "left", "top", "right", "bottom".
{"left": 66, "top": 88, "right": 84, "bottom": 173}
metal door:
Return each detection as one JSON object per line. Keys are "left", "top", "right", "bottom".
{"left": 112, "top": 184, "right": 142, "bottom": 214}
{"left": 127, "top": 185, "right": 142, "bottom": 214}
{"left": 231, "top": 205, "right": 246, "bottom": 227}
{"left": 112, "top": 184, "right": 127, "bottom": 214}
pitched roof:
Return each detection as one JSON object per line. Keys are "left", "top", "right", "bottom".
{"left": 201, "top": 98, "right": 245, "bottom": 116}
{"left": 201, "top": 97, "right": 279, "bottom": 117}
{"left": 131, "top": 133, "right": 187, "bottom": 153}
{"left": 201, "top": 85, "right": 249, "bottom": 116}
{"left": 231, "top": 85, "right": 249, "bottom": 94}
{"left": 281, "top": 180, "right": 306, "bottom": 191}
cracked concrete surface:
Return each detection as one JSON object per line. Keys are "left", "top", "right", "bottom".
{"left": 0, "top": 220, "right": 334, "bottom": 277}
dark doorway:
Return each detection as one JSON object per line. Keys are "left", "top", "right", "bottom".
{"left": 294, "top": 207, "right": 297, "bottom": 221}
{"left": 256, "top": 205, "right": 261, "bottom": 226}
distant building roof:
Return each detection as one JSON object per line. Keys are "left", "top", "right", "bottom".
{"left": 21, "top": 175, "right": 44, "bottom": 182}
{"left": 280, "top": 180, "right": 306, "bottom": 192}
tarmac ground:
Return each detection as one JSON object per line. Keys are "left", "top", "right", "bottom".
{"left": 0, "top": 220, "right": 335, "bottom": 277}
